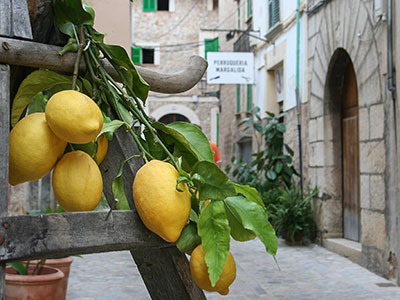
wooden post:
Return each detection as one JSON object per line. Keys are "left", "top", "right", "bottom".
{"left": 0, "top": 63, "right": 10, "bottom": 300}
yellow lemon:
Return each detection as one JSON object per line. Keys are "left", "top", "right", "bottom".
{"left": 45, "top": 90, "right": 103, "bottom": 144}
{"left": 9, "top": 113, "right": 67, "bottom": 185}
{"left": 190, "top": 244, "right": 236, "bottom": 295}
{"left": 132, "top": 160, "right": 191, "bottom": 243}
{"left": 96, "top": 134, "right": 109, "bottom": 165}
{"left": 52, "top": 150, "right": 103, "bottom": 212}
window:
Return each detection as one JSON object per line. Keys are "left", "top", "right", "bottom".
{"left": 236, "top": 84, "right": 241, "bottom": 113}
{"left": 204, "top": 38, "right": 219, "bottom": 59}
{"left": 143, "top": 0, "right": 169, "bottom": 11}
{"left": 131, "top": 47, "right": 157, "bottom": 65}
{"left": 246, "top": 84, "right": 252, "bottom": 112}
{"left": 268, "top": 0, "right": 280, "bottom": 28}
{"left": 247, "top": 0, "right": 252, "bottom": 19}
{"left": 238, "top": 140, "right": 252, "bottom": 166}
{"left": 142, "top": 48, "right": 154, "bottom": 64}
{"left": 159, "top": 114, "right": 190, "bottom": 124}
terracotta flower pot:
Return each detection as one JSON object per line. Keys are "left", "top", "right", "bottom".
{"left": 5, "top": 265, "right": 64, "bottom": 300}
{"left": 30, "top": 256, "right": 73, "bottom": 300}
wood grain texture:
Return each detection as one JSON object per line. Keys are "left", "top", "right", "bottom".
{"left": 0, "top": 211, "right": 167, "bottom": 262}
{"left": 0, "top": 0, "right": 11, "bottom": 37}
{"left": 0, "top": 63, "right": 8, "bottom": 300}
{"left": 10, "top": 0, "right": 33, "bottom": 39}
{"left": 0, "top": 37, "right": 208, "bottom": 94}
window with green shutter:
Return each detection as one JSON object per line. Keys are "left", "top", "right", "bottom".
{"left": 246, "top": 84, "right": 252, "bottom": 111}
{"left": 132, "top": 47, "right": 142, "bottom": 65}
{"left": 143, "top": 0, "right": 156, "bottom": 11}
{"left": 247, "top": 0, "right": 252, "bottom": 19}
{"left": 204, "top": 38, "right": 219, "bottom": 59}
{"left": 236, "top": 84, "right": 241, "bottom": 113}
{"left": 237, "top": 5, "right": 241, "bottom": 29}
{"left": 268, "top": 0, "right": 280, "bottom": 28}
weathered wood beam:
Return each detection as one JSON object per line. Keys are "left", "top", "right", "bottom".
{"left": 0, "top": 37, "right": 208, "bottom": 94}
{"left": 0, "top": 210, "right": 168, "bottom": 262}
{"left": 0, "top": 64, "right": 9, "bottom": 300}
{"left": 0, "top": 0, "right": 32, "bottom": 39}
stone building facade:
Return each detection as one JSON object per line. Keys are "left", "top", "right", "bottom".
{"left": 131, "top": 0, "right": 220, "bottom": 142}
{"left": 306, "top": 0, "right": 400, "bottom": 283}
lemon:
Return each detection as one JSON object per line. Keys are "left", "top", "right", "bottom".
{"left": 132, "top": 160, "right": 191, "bottom": 243}
{"left": 45, "top": 90, "right": 103, "bottom": 144}
{"left": 190, "top": 244, "right": 236, "bottom": 295}
{"left": 52, "top": 150, "right": 103, "bottom": 212}
{"left": 9, "top": 113, "right": 67, "bottom": 185}
{"left": 96, "top": 134, "right": 109, "bottom": 164}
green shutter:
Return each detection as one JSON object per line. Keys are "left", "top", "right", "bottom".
{"left": 247, "top": 0, "right": 252, "bottom": 19}
{"left": 237, "top": 5, "right": 241, "bottom": 29}
{"left": 132, "top": 47, "right": 142, "bottom": 65}
{"left": 143, "top": 0, "right": 156, "bottom": 11}
{"left": 236, "top": 85, "right": 241, "bottom": 113}
{"left": 216, "top": 113, "right": 220, "bottom": 147}
{"left": 204, "top": 38, "right": 219, "bottom": 59}
{"left": 246, "top": 84, "right": 252, "bottom": 112}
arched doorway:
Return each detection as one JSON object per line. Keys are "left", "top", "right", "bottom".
{"left": 158, "top": 113, "right": 190, "bottom": 125}
{"left": 325, "top": 48, "right": 360, "bottom": 242}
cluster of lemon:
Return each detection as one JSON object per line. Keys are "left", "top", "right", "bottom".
{"left": 9, "top": 90, "right": 108, "bottom": 212}
{"left": 133, "top": 160, "right": 236, "bottom": 295}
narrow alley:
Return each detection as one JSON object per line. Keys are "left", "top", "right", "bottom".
{"left": 67, "top": 239, "right": 400, "bottom": 300}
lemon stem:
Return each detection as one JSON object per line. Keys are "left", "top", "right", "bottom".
{"left": 71, "top": 26, "right": 85, "bottom": 91}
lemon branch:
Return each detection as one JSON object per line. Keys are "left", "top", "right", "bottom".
{"left": 71, "top": 26, "right": 85, "bottom": 91}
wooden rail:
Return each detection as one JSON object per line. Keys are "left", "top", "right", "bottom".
{"left": 0, "top": 37, "right": 208, "bottom": 94}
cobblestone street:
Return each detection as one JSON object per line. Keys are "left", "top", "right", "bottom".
{"left": 66, "top": 239, "right": 400, "bottom": 300}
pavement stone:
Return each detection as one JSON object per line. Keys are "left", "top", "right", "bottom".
{"left": 66, "top": 239, "right": 400, "bottom": 300}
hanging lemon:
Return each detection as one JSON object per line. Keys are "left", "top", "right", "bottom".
{"left": 132, "top": 160, "right": 191, "bottom": 243}
{"left": 190, "top": 244, "right": 237, "bottom": 295}
{"left": 52, "top": 150, "right": 103, "bottom": 212}
{"left": 45, "top": 90, "right": 103, "bottom": 144}
{"left": 9, "top": 113, "right": 67, "bottom": 185}
{"left": 96, "top": 134, "right": 109, "bottom": 164}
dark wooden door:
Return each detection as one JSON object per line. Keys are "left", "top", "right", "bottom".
{"left": 341, "top": 61, "right": 360, "bottom": 242}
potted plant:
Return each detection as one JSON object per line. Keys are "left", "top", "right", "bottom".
{"left": 5, "top": 260, "right": 65, "bottom": 300}
{"left": 268, "top": 185, "right": 318, "bottom": 245}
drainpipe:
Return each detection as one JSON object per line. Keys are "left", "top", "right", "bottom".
{"left": 296, "top": 0, "right": 304, "bottom": 195}
{"left": 387, "top": 0, "right": 396, "bottom": 93}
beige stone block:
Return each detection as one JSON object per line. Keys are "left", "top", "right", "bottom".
{"left": 370, "top": 175, "right": 385, "bottom": 211}
{"left": 359, "top": 140, "right": 386, "bottom": 173}
{"left": 309, "top": 141, "right": 324, "bottom": 167}
{"left": 308, "top": 166, "right": 318, "bottom": 188}
{"left": 324, "top": 141, "right": 336, "bottom": 166}
{"left": 317, "top": 199, "right": 343, "bottom": 237}
{"left": 370, "top": 104, "right": 384, "bottom": 139}
{"left": 310, "top": 96, "right": 324, "bottom": 118}
{"left": 324, "top": 114, "right": 334, "bottom": 141}
{"left": 358, "top": 71, "right": 382, "bottom": 107}
{"left": 317, "top": 116, "right": 324, "bottom": 140}
{"left": 360, "top": 175, "right": 370, "bottom": 209}
{"left": 358, "top": 107, "right": 369, "bottom": 141}
{"left": 322, "top": 166, "right": 342, "bottom": 198}
{"left": 361, "top": 210, "right": 386, "bottom": 250}
{"left": 309, "top": 118, "right": 318, "bottom": 142}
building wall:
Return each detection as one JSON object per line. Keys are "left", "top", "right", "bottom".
{"left": 132, "top": 0, "right": 220, "bottom": 143}
{"left": 86, "top": 0, "right": 131, "bottom": 54}
{"left": 307, "top": 0, "right": 397, "bottom": 281}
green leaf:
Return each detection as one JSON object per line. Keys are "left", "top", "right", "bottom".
{"left": 11, "top": 70, "right": 73, "bottom": 126}
{"left": 274, "top": 161, "right": 283, "bottom": 174}
{"left": 285, "top": 144, "right": 294, "bottom": 156}
{"left": 225, "top": 196, "right": 278, "bottom": 255}
{"left": 176, "top": 222, "right": 201, "bottom": 254}
{"left": 7, "top": 262, "right": 28, "bottom": 275}
{"left": 234, "top": 183, "right": 266, "bottom": 211}
{"left": 53, "top": 0, "right": 94, "bottom": 26}
{"left": 198, "top": 201, "right": 231, "bottom": 287}
{"left": 27, "top": 92, "right": 48, "bottom": 114}
{"left": 143, "top": 128, "right": 166, "bottom": 160}
{"left": 192, "top": 161, "right": 236, "bottom": 201}
{"left": 98, "top": 43, "right": 149, "bottom": 102}
{"left": 112, "top": 156, "right": 138, "bottom": 210}
{"left": 70, "top": 141, "right": 97, "bottom": 159}
{"left": 224, "top": 198, "right": 256, "bottom": 241}
{"left": 99, "top": 120, "right": 130, "bottom": 137}
{"left": 267, "top": 170, "right": 277, "bottom": 180}
{"left": 190, "top": 209, "right": 199, "bottom": 223}
{"left": 167, "top": 122, "right": 214, "bottom": 163}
